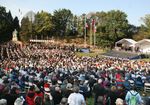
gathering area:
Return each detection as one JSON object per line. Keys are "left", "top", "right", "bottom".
{"left": 0, "top": 42, "right": 150, "bottom": 105}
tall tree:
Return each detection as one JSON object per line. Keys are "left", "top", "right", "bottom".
{"left": 52, "top": 9, "right": 73, "bottom": 37}
{"left": 133, "top": 14, "right": 150, "bottom": 41}
{"left": 19, "top": 17, "right": 31, "bottom": 42}
{"left": 95, "top": 10, "right": 129, "bottom": 48}
{"left": 140, "top": 14, "right": 150, "bottom": 38}
{"left": 13, "top": 16, "right": 20, "bottom": 31}
{"left": 0, "top": 6, "right": 14, "bottom": 42}
{"left": 34, "top": 11, "right": 53, "bottom": 39}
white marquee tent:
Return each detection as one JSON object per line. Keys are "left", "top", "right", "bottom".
{"left": 115, "top": 38, "right": 137, "bottom": 51}
{"left": 135, "top": 39, "right": 150, "bottom": 53}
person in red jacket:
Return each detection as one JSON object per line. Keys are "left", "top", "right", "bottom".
{"left": 34, "top": 86, "right": 44, "bottom": 104}
{"left": 26, "top": 86, "right": 36, "bottom": 105}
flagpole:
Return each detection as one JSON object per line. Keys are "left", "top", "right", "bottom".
{"left": 93, "top": 19, "right": 96, "bottom": 47}
{"left": 84, "top": 15, "right": 86, "bottom": 47}
{"left": 90, "top": 21, "right": 92, "bottom": 46}
{"left": 94, "top": 28, "right": 96, "bottom": 47}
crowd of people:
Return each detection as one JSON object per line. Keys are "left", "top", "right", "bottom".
{"left": 0, "top": 42, "right": 150, "bottom": 105}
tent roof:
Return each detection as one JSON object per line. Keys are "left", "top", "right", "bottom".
{"left": 136, "top": 39, "right": 150, "bottom": 45}
{"left": 116, "top": 38, "right": 137, "bottom": 45}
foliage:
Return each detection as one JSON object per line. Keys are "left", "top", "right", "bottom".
{"left": 52, "top": 9, "right": 73, "bottom": 36}
{"left": 95, "top": 10, "right": 129, "bottom": 48}
{"left": 34, "top": 11, "right": 53, "bottom": 39}
{"left": 19, "top": 17, "right": 31, "bottom": 42}
{"left": 3, "top": 5, "right": 150, "bottom": 47}
{"left": 0, "top": 6, "right": 14, "bottom": 42}
{"left": 133, "top": 14, "right": 150, "bottom": 41}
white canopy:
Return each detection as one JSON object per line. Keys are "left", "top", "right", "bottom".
{"left": 135, "top": 39, "right": 150, "bottom": 53}
{"left": 115, "top": 38, "right": 137, "bottom": 47}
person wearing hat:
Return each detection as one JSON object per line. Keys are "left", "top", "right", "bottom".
{"left": 68, "top": 86, "right": 86, "bottom": 105}
{"left": 43, "top": 83, "right": 54, "bottom": 105}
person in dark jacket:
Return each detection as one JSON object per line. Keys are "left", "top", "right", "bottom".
{"left": 2, "top": 86, "right": 19, "bottom": 105}
{"left": 107, "top": 86, "right": 118, "bottom": 105}
{"left": 51, "top": 86, "right": 62, "bottom": 105}
{"left": 93, "top": 79, "right": 107, "bottom": 105}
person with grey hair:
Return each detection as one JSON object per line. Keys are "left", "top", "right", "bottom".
{"left": 60, "top": 98, "right": 68, "bottom": 105}
{"left": 0, "top": 99, "right": 7, "bottom": 105}
{"left": 115, "top": 98, "right": 124, "bottom": 105}
{"left": 68, "top": 86, "right": 86, "bottom": 105}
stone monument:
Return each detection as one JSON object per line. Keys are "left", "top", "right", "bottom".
{"left": 12, "top": 29, "right": 18, "bottom": 41}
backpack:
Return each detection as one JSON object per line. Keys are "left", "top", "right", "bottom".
{"left": 129, "top": 91, "right": 138, "bottom": 105}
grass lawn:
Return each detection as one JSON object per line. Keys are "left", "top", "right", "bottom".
{"left": 139, "top": 58, "right": 150, "bottom": 62}
{"left": 75, "top": 49, "right": 106, "bottom": 57}
{"left": 86, "top": 96, "right": 94, "bottom": 105}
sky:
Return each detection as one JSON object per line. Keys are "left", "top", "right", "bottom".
{"left": 0, "top": 0, "right": 150, "bottom": 26}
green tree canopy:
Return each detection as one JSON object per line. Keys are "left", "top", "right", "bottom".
{"left": 19, "top": 17, "right": 31, "bottom": 42}
{"left": 52, "top": 9, "right": 73, "bottom": 36}
{"left": 95, "top": 10, "right": 129, "bottom": 48}
{"left": 0, "top": 6, "right": 14, "bottom": 42}
{"left": 34, "top": 11, "right": 53, "bottom": 39}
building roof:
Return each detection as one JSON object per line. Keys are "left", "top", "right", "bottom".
{"left": 136, "top": 39, "right": 150, "bottom": 44}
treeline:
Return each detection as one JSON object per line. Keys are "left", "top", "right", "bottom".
{"left": 0, "top": 6, "right": 19, "bottom": 42}
{"left": 0, "top": 5, "right": 150, "bottom": 48}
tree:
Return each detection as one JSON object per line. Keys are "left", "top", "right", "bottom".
{"left": 0, "top": 6, "right": 14, "bottom": 42}
{"left": 95, "top": 10, "right": 129, "bottom": 48}
{"left": 13, "top": 16, "right": 20, "bottom": 31}
{"left": 140, "top": 14, "right": 150, "bottom": 38}
{"left": 133, "top": 14, "right": 150, "bottom": 41}
{"left": 19, "top": 17, "right": 31, "bottom": 42}
{"left": 52, "top": 9, "right": 73, "bottom": 37}
{"left": 34, "top": 11, "right": 53, "bottom": 39}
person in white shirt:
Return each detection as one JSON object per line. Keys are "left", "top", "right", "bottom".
{"left": 68, "top": 86, "right": 86, "bottom": 105}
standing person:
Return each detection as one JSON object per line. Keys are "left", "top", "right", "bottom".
{"left": 68, "top": 86, "right": 86, "bottom": 105}
{"left": 26, "top": 86, "right": 36, "bottom": 105}
{"left": 93, "top": 79, "right": 106, "bottom": 105}
{"left": 125, "top": 86, "right": 143, "bottom": 105}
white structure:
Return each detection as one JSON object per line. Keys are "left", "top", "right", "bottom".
{"left": 12, "top": 29, "right": 18, "bottom": 41}
{"left": 115, "top": 38, "right": 137, "bottom": 51}
{"left": 135, "top": 39, "right": 150, "bottom": 54}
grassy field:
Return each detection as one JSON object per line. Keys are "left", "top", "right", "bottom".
{"left": 75, "top": 49, "right": 106, "bottom": 57}
{"left": 139, "top": 58, "right": 150, "bottom": 62}
{"left": 86, "top": 96, "right": 94, "bottom": 105}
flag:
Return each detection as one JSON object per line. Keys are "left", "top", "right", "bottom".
{"left": 92, "top": 19, "right": 96, "bottom": 33}
{"left": 84, "top": 16, "right": 88, "bottom": 29}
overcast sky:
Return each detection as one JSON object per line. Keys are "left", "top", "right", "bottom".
{"left": 0, "top": 0, "right": 150, "bottom": 26}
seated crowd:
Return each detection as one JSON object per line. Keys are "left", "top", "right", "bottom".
{"left": 0, "top": 43, "right": 150, "bottom": 105}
